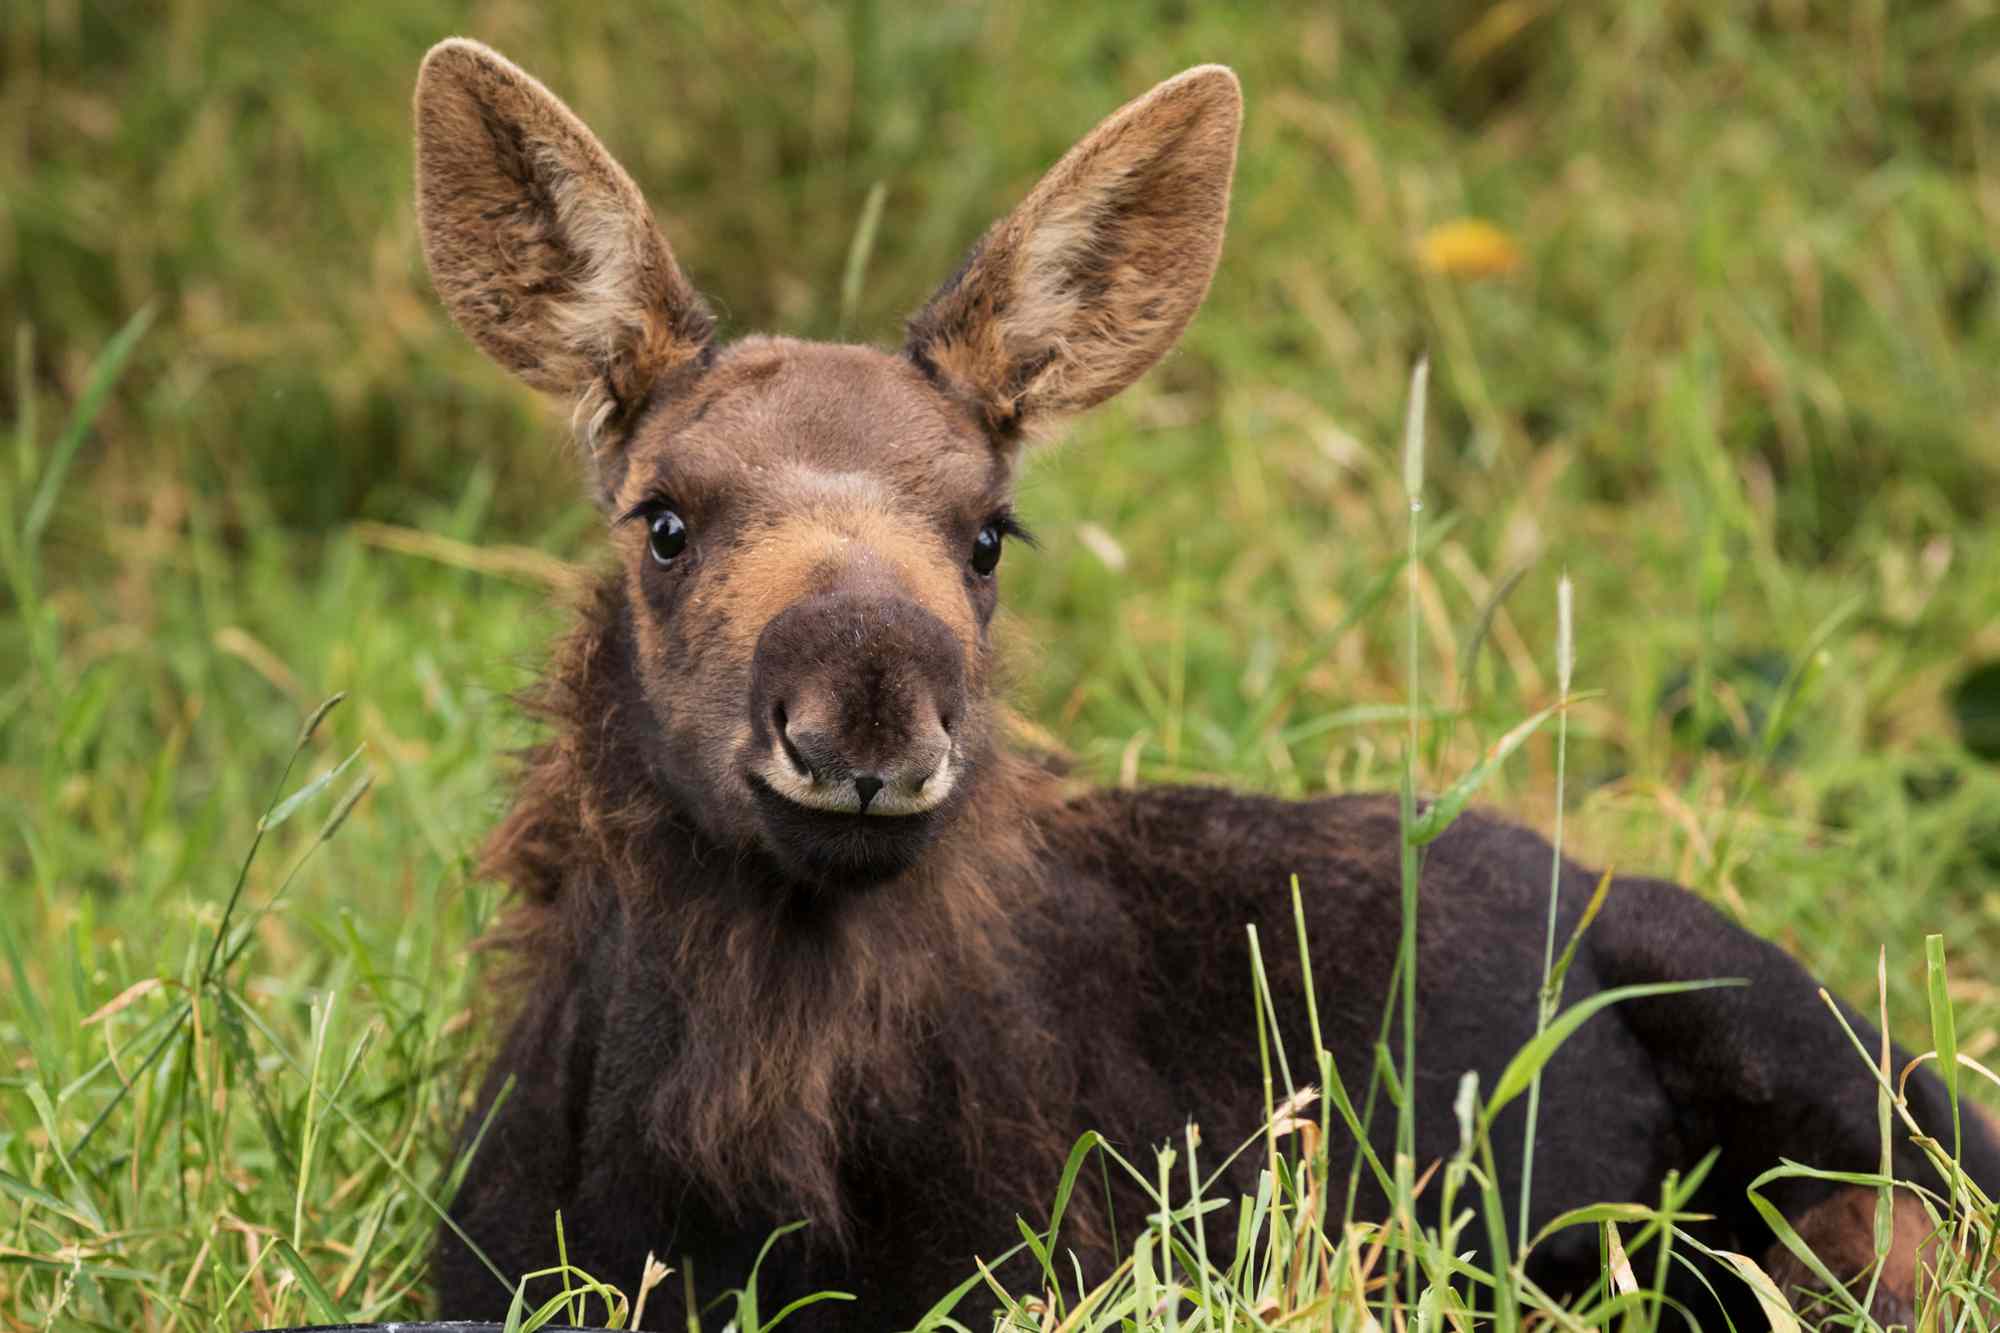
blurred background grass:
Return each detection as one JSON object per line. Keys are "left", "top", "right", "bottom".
{"left": 5, "top": 0, "right": 2000, "bottom": 1325}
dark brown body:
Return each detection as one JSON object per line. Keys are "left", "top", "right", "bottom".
{"left": 432, "top": 586, "right": 1998, "bottom": 1331}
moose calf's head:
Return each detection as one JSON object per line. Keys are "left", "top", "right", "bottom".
{"left": 415, "top": 41, "right": 1239, "bottom": 890}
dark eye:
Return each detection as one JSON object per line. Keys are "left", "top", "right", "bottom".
{"left": 648, "top": 509, "right": 688, "bottom": 565}
{"left": 969, "top": 523, "right": 1003, "bottom": 576}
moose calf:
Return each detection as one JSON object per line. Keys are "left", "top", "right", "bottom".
{"left": 414, "top": 40, "right": 1997, "bottom": 1329}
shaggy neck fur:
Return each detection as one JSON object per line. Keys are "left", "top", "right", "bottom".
{"left": 480, "top": 575, "right": 1085, "bottom": 1242}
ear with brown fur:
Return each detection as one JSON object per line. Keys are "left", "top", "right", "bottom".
{"left": 414, "top": 38, "right": 712, "bottom": 458}
{"left": 905, "top": 65, "right": 1240, "bottom": 440}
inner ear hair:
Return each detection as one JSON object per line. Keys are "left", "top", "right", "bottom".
{"left": 905, "top": 65, "right": 1241, "bottom": 441}
{"left": 413, "top": 38, "right": 713, "bottom": 456}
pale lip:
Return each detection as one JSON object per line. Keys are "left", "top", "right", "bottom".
{"left": 754, "top": 743, "right": 956, "bottom": 817}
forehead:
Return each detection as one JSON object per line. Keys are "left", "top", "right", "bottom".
{"left": 620, "top": 336, "right": 999, "bottom": 508}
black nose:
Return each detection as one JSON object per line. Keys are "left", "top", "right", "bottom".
{"left": 749, "top": 589, "right": 966, "bottom": 799}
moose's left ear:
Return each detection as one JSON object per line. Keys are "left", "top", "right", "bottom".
{"left": 905, "top": 66, "right": 1241, "bottom": 440}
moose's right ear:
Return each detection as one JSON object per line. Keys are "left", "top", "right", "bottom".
{"left": 414, "top": 39, "right": 712, "bottom": 447}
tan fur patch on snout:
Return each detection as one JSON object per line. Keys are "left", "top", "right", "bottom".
{"left": 699, "top": 498, "right": 978, "bottom": 661}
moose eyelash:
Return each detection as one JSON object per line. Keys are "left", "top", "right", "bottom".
{"left": 614, "top": 495, "right": 676, "bottom": 527}
{"left": 990, "top": 510, "right": 1038, "bottom": 548}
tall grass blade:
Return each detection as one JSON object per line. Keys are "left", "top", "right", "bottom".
{"left": 200, "top": 694, "right": 349, "bottom": 985}
{"left": 260, "top": 745, "right": 365, "bottom": 832}
{"left": 1044, "top": 1131, "right": 1106, "bottom": 1269}
{"left": 1925, "top": 934, "right": 1964, "bottom": 1172}
{"left": 1455, "top": 562, "right": 1530, "bottom": 691}
{"left": 837, "top": 181, "right": 888, "bottom": 337}
{"left": 20, "top": 304, "right": 155, "bottom": 556}
{"left": 1405, "top": 701, "right": 1563, "bottom": 846}
{"left": 1521, "top": 577, "right": 1575, "bottom": 1251}
{"left": 1545, "top": 868, "right": 1614, "bottom": 1002}
{"left": 268, "top": 1237, "right": 346, "bottom": 1324}
{"left": 1703, "top": 1247, "right": 1800, "bottom": 1333}
{"left": 1484, "top": 979, "right": 1745, "bottom": 1125}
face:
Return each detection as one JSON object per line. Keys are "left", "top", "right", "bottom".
{"left": 604, "top": 338, "right": 1020, "bottom": 885}
{"left": 413, "top": 40, "right": 1239, "bottom": 893}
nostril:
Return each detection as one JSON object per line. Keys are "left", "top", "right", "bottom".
{"left": 938, "top": 712, "right": 955, "bottom": 735}
{"left": 773, "top": 701, "right": 818, "bottom": 780}
{"left": 853, "top": 774, "right": 884, "bottom": 813}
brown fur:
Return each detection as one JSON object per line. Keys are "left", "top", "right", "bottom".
{"left": 698, "top": 500, "right": 980, "bottom": 658}
{"left": 1767, "top": 1108, "right": 2000, "bottom": 1325}
{"left": 480, "top": 579, "right": 1083, "bottom": 1238}
{"left": 1764, "top": 1187, "right": 1940, "bottom": 1324}
{"left": 413, "top": 48, "right": 1240, "bottom": 1285}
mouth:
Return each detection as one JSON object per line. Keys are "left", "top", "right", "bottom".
{"left": 758, "top": 733, "right": 958, "bottom": 817}
{"left": 746, "top": 774, "right": 942, "bottom": 886}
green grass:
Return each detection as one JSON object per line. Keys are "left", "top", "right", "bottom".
{"left": 5, "top": 2, "right": 2000, "bottom": 1328}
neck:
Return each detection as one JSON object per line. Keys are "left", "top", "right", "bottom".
{"left": 479, "top": 576, "right": 1074, "bottom": 1235}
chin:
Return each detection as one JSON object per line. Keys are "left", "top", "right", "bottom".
{"left": 747, "top": 775, "right": 945, "bottom": 889}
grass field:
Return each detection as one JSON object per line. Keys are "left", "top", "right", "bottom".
{"left": 5, "top": 2, "right": 2000, "bottom": 1328}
